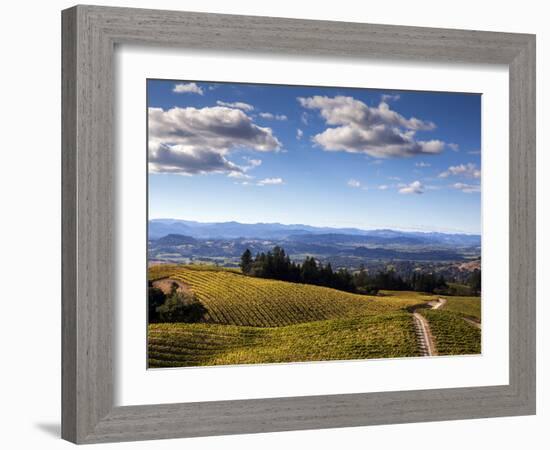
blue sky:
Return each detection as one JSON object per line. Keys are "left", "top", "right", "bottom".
{"left": 148, "top": 80, "right": 481, "bottom": 234}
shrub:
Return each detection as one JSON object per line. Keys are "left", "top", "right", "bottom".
{"left": 156, "top": 291, "right": 207, "bottom": 323}
{"left": 148, "top": 287, "right": 166, "bottom": 323}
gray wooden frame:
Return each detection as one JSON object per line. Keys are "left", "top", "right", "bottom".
{"left": 62, "top": 5, "right": 536, "bottom": 444}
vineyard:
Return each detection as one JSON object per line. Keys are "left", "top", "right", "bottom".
{"left": 420, "top": 309, "right": 481, "bottom": 355}
{"left": 440, "top": 296, "right": 481, "bottom": 321}
{"left": 148, "top": 312, "right": 419, "bottom": 367}
{"left": 147, "top": 264, "right": 481, "bottom": 367}
{"left": 150, "top": 266, "right": 435, "bottom": 327}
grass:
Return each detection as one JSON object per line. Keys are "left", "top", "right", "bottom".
{"left": 441, "top": 296, "right": 481, "bottom": 321}
{"left": 445, "top": 282, "right": 475, "bottom": 296}
{"left": 149, "top": 265, "right": 434, "bottom": 327}
{"left": 148, "top": 312, "right": 420, "bottom": 367}
{"left": 420, "top": 309, "right": 481, "bottom": 355}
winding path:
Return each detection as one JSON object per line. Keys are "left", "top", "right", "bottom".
{"left": 462, "top": 316, "right": 481, "bottom": 330}
{"left": 413, "top": 312, "right": 436, "bottom": 356}
{"left": 411, "top": 298, "right": 445, "bottom": 357}
{"left": 412, "top": 297, "right": 481, "bottom": 356}
{"left": 435, "top": 297, "right": 482, "bottom": 330}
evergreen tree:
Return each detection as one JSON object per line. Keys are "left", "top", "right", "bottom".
{"left": 240, "top": 249, "right": 253, "bottom": 274}
{"left": 468, "top": 269, "right": 481, "bottom": 295}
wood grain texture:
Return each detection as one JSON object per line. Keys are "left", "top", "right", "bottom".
{"left": 61, "top": 5, "right": 536, "bottom": 444}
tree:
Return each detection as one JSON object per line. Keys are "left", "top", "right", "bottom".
{"left": 301, "top": 256, "right": 319, "bottom": 284}
{"left": 240, "top": 249, "right": 253, "bottom": 274}
{"left": 148, "top": 286, "right": 166, "bottom": 323}
{"left": 156, "top": 291, "right": 207, "bottom": 323}
{"left": 468, "top": 269, "right": 481, "bottom": 295}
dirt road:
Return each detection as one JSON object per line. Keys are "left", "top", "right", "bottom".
{"left": 411, "top": 298, "right": 445, "bottom": 356}
{"left": 462, "top": 316, "right": 481, "bottom": 329}
{"left": 413, "top": 312, "right": 436, "bottom": 356}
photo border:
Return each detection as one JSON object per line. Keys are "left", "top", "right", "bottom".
{"left": 62, "top": 5, "right": 535, "bottom": 443}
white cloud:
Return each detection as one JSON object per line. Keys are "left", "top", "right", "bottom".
{"left": 378, "top": 184, "right": 389, "bottom": 190}
{"left": 347, "top": 179, "right": 361, "bottom": 188}
{"left": 257, "top": 177, "right": 284, "bottom": 186}
{"left": 468, "top": 150, "right": 481, "bottom": 155}
{"left": 448, "top": 143, "right": 460, "bottom": 151}
{"left": 398, "top": 180, "right": 424, "bottom": 194}
{"left": 243, "top": 158, "right": 262, "bottom": 169}
{"left": 301, "top": 112, "right": 309, "bottom": 125}
{"left": 298, "top": 95, "right": 447, "bottom": 158}
{"left": 381, "top": 93, "right": 400, "bottom": 102}
{"left": 452, "top": 182, "right": 481, "bottom": 193}
{"left": 259, "top": 112, "right": 288, "bottom": 121}
{"left": 299, "top": 96, "right": 435, "bottom": 131}
{"left": 415, "top": 162, "right": 431, "bottom": 168}
{"left": 172, "top": 82, "right": 204, "bottom": 95}
{"left": 148, "top": 106, "right": 280, "bottom": 175}
{"left": 216, "top": 101, "right": 254, "bottom": 111}
{"left": 228, "top": 172, "right": 253, "bottom": 179}
{"left": 296, "top": 128, "right": 304, "bottom": 140}
{"left": 439, "top": 163, "right": 481, "bottom": 179}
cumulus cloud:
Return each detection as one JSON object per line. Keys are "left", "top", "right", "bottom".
{"left": 173, "top": 82, "right": 203, "bottom": 95}
{"left": 299, "top": 96, "right": 435, "bottom": 131}
{"left": 347, "top": 179, "right": 361, "bottom": 188}
{"left": 452, "top": 182, "right": 481, "bottom": 193}
{"left": 296, "top": 128, "right": 304, "bottom": 140}
{"left": 438, "top": 163, "right": 481, "bottom": 179}
{"left": 148, "top": 143, "right": 242, "bottom": 175}
{"left": 259, "top": 112, "right": 288, "bottom": 121}
{"left": 257, "top": 177, "right": 284, "bottom": 185}
{"left": 298, "top": 95, "right": 447, "bottom": 158}
{"left": 148, "top": 106, "right": 280, "bottom": 175}
{"left": 216, "top": 101, "right": 254, "bottom": 111}
{"left": 398, "top": 180, "right": 424, "bottom": 194}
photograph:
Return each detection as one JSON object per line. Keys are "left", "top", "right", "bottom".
{"left": 146, "top": 79, "right": 482, "bottom": 368}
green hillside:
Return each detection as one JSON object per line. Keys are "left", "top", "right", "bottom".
{"left": 441, "top": 296, "right": 481, "bottom": 321}
{"left": 148, "top": 312, "right": 419, "bottom": 367}
{"left": 147, "top": 265, "right": 480, "bottom": 366}
{"left": 149, "top": 265, "right": 435, "bottom": 327}
{"left": 420, "top": 309, "right": 481, "bottom": 355}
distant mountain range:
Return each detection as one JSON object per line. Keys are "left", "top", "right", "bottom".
{"left": 149, "top": 218, "right": 481, "bottom": 247}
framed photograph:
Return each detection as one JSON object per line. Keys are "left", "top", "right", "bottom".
{"left": 62, "top": 5, "right": 536, "bottom": 444}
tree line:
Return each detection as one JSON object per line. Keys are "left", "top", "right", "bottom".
{"left": 240, "top": 246, "right": 481, "bottom": 296}
{"left": 240, "top": 246, "right": 356, "bottom": 292}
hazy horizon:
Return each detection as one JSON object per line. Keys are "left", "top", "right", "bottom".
{"left": 148, "top": 217, "right": 481, "bottom": 236}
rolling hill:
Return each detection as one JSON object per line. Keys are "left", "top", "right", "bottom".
{"left": 148, "top": 313, "right": 420, "bottom": 367}
{"left": 149, "top": 265, "right": 436, "bottom": 327}
{"left": 147, "top": 265, "right": 480, "bottom": 367}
